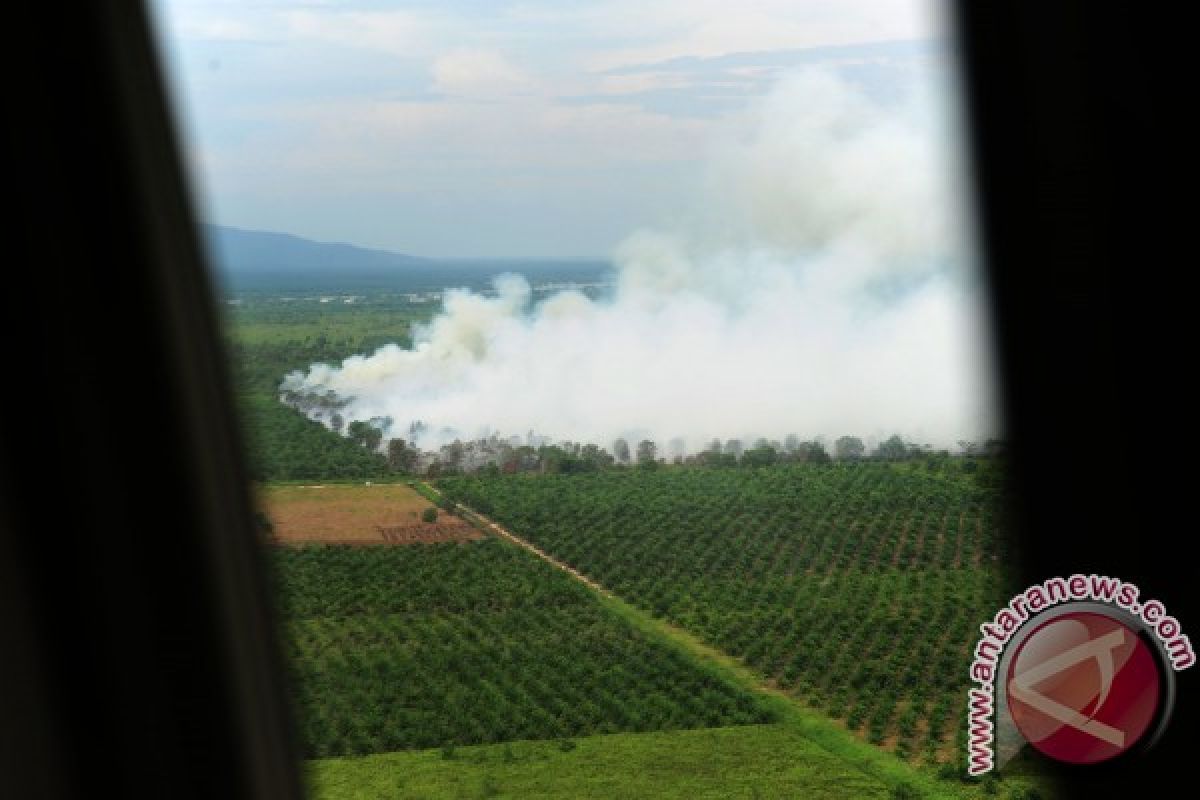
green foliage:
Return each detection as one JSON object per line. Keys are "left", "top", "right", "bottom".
{"left": 345, "top": 420, "right": 383, "bottom": 451}
{"left": 387, "top": 438, "right": 418, "bottom": 472}
{"left": 440, "top": 463, "right": 1011, "bottom": 764}
{"left": 800, "top": 440, "right": 831, "bottom": 464}
{"left": 308, "top": 724, "right": 911, "bottom": 800}
{"left": 534, "top": 443, "right": 611, "bottom": 474}
{"left": 275, "top": 540, "right": 773, "bottom": 758}
{"left": 238, "top": 394, "right": 389, "bottom": 481}
{"left": 741, "top": 445, "right": 779, "bottom": 467}
{"left": 421, "top": 507, "right": 438, "bottom": 523}
{"left": 223, "top": 297, "right": 420, "bottom": 481}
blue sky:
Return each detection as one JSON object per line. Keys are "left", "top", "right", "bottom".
{"left": 152, "top": 1, "right": 943, "bottom": 258}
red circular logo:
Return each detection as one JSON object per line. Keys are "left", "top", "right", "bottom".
{"left": 1006, "top": 610, "right": 1161, "bottom": 764}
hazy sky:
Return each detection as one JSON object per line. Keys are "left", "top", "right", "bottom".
{"left": 152, "top": 1, "right": 945, "bottom": 258}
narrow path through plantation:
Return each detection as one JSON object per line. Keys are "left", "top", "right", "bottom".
{"left": 468, "top": 506, "right": 613, "bottom": 597}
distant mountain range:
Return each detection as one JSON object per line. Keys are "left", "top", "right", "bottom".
{"left": 201, "top": 224, "right": 613, "bottom": 293}
{"left": 202, "top": 224, "right": 429, "bottom": 275}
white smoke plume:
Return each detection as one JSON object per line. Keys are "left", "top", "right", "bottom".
{"left": 281, "top": 69, "right": 997, "bottom": 453}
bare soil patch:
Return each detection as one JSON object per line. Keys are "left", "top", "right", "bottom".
{"left": 262, "top": 483, "right": 483, "bottom": 545}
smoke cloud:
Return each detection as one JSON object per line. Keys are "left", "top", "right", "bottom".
{"left": 281, "top": 69, "right": 997, "bottom": 453}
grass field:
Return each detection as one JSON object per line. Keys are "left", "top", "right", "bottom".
{"left": 263, "top": 483, "right": 480, "bottom": 545}
{"left": 307, "top": 724, "right": 901, "bottom": 800}
{"left": 225, "top": 304, "right": 420, "bottom": 349}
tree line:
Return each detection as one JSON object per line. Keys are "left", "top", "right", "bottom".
{"left": 345, "top": 430, "right": 1007, "bottom": 478}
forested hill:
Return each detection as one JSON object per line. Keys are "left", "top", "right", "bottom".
{"left": 203, "top": 224, "right": 428, "bottom": 276}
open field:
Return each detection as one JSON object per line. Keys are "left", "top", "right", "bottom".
{"left": 309, "top": 721, "right": 1055, "bottom": 800}
{"left": 227, "top": 306, "right": 419, "bottom": 349}
{"left": 307, "top": 724, "right": 899, "bottom": 800}
{"left": 263, "top": 483, "right": 480, "bottom": 545}
{"left": 438, "top": 463, "right": 1012, "bottom": 768}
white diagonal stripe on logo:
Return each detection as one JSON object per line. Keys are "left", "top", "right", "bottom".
{"left": 1008, "top": 628, "right": 1126, "bottom": 747}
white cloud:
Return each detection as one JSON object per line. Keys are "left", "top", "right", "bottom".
{"left": 595, "top": 72, "right": 698, "bottom": 96}
{"left": 174, "top": 15, "right": 259, "bottom": 42}
{"left": 250, "top": 94, "right": 707, "bottom": 181}
{"left": 282, "top": 10, "right": 430, "bottom": 57}
{"left": 431, "top": 49, "right": 531, "bottom": 96}
{"left": 504, "top": 0, "right": 937, "bottom": 71}
{"left": 154, "top": 0, "right": 952, "bottom": 257}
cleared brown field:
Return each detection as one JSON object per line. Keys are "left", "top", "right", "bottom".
{"left": 262, "top": 483, "right": 483, "bottom": 545}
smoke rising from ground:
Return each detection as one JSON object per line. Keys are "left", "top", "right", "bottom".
{"left": 281, "top": 69, "right": 997, "bottom": 453}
